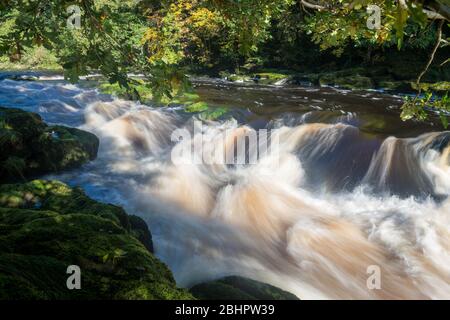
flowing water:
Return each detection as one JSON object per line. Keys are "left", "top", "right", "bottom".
{"left": 1, "top": 73, "right": 449, "bottom": 299}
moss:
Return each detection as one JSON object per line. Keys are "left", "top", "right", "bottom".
{"left": 0, "top": 107, "right": 99, "bottom": 182}
{"left": 412, "top": 81, "right": 450, "bottom": 92}
{"left": 99, "top": 82, "right": 154, "bottom": 103}
{"left": 199, "top": 107, "right": 229, "bottom": 120}
{"left": 190, "top": 276, "right": 299, "bottom": 300}
{"left": 129, "top": 215, "right": 154, "bottom": 253}
{"left": 0, "top": 254, "right": 75, "bottom": 299}
{"left": 0, "top": 180, "right": 132, "bottom": 231}
{"left": 100, "top": 81, "right": 203, "bottom": 107}
{"left": 185, "top": 102, "right": 209, "bottom": 113}
{"left": 377, "top": 80, "right": 412, "bottom": 92}
{"left": 222, "top": 70, "right": 290, "bottom": 85}
{"left": 170, "top": 92, "right": 200, "bottom": 105}
{"left": 253, "top": 72, "right": 289, "bottom": 85}
{"left": 227, "top": 74, "right": 252, "bottom": 82}
{"left": 0, "top": 180, "right": 193, "bottom": 300}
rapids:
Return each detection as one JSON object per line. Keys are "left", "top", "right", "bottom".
{"left": 1, "top": 74, "right": 449, "bottom": 299}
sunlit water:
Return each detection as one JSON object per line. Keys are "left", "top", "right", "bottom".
{"left": 1, "top": 73, "right": 449, "bottom": 299}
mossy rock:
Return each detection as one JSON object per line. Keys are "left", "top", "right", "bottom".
{"left": 129, "top": 215, "right": 154, "bottom": 253}
{"left": 377, "top": 80, "right": 412, "bottom": 92}
{"left": 185, "top": 102, "right": 209, "bottom": 113}
{"left": 227, "top": 74, "right": 252, "bottom": 82}
{"left": 293, "top": 73, "right": 321, "bottom": 85}
{"left": 319, "top": 73, "right": 373, "bottom": 90}
{"left": 0, "top": 180, "right": 192, "bottom": 300}
{"left": 190, "top": 276, "right": 299, "bottom": 300}
{"left": 0, "top": 107, "right": 99, "bottom": 182}
{"left": 387, "top": 60, "right": 425, "bottom": 81}
{"left": 252, "top": 72, "right": 289, "bottom": 85}
{"left": 0, "top": 254, "right": 73, "bottom": 299}
{"left": 412, "top": 81, "right": 450, "bottom": 92}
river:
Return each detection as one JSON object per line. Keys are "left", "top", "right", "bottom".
{"left": 1, "top": 73, "right": 449, "bottom": 299}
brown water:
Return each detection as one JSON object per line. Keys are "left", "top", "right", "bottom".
{"left": 1, "top": 75, "right": 449, "bottom": 299}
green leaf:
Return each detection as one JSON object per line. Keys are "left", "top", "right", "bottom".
{"left": 440, "top": 114, "right": 449, "bottom": 129}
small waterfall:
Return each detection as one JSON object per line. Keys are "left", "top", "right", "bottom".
{"left": 363, "top": 132, "right": 450, "bottom": 198}
{"left": 2, "top": 77, "right": 450, "bottom": 299}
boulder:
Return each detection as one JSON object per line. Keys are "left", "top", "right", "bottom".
{"left": 0, "top": 107, "right": 99, "bottom": 182}
{"left": 129, "top": 215, "right": 154, "bottom": 253}
{"left": 190, "top": 276, "right": 299, "bottom": 300}
{"left": 319, "top": 73, "right": 374, "bottom": 90}
{"left": 0, "top": 180, "right": 192, "bottom": 300}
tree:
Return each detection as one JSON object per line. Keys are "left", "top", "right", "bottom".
{"left": 297, "top": 0, "right": 450, "bottom": 126}
{"left": 1, "top": 0, "right": 449, "bottom": 125}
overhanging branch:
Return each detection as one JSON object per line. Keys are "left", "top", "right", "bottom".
{"left": 425, "top": 0, "right": 450, "bottom": 21}
{"left": 300, "top": 1, "right": 326, "bottom": 11}
{"left": 299, "top": 0, "right": 449, "bottom": 21}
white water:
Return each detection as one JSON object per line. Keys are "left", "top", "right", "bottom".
{"left": 1, "top": 78, "right": 449, "bottom": 299}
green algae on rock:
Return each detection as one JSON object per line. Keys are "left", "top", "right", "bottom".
{"left": 0, "top": 107, "right": 99, "bottom": 182}
{"left": 190, "top": 276, "right": 299, "bottom": 300}
{"left": 0, "top": 180, "right": 192, "bottom": 300}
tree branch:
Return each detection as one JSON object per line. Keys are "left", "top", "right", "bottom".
{"left": 424, "top": 0, "right": 450, "bottom": 21}
{"left": 416, "top": 19, "right": 445, "bottom": 94}
{"left": 299, "top": 0, "right": 449, "bottom": 21}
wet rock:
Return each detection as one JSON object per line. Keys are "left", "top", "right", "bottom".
{"left": 377, "top": 80, "right": 412, "bottom": 92}
{"left": 190, "top": 276, "right": 299, "bottom": 300}
{"left": 0, "top": 107, "right": 99, "bottom": 182}
{"left": 318, "top": 72, "right": 374, "bottom": 90}
{"left": 0, "top": 180, "right": 192, "bottom": 300}
{"left": 129, "top": 215, "right": 154, "bottom": 253}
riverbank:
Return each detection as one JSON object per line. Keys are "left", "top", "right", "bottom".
{"left": 215, "top": 67, "right": 450, "bottom": 93}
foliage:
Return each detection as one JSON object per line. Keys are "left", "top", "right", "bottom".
{"left": 401, "top": 91, "right": 450, "bottom": 128}
{"left": 100, "top": 80, "right": 230, "bottom": 120}
{"left": 0, "top": 0, "right": 449, "bottom": 124}
{"left": 0, "top": 46, "right": 60, "bottom": 70}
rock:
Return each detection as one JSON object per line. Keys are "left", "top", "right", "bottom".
{"left": 291, "top": 73, "right": 320, "bottom": 86}
{"left": 319, "top": 73, "right": 374, "bottom": 90}
{"left": 223, "top": 71, "right": 290, "bottom": 85}
{"left": 190, "top": 276, "right": 299, "bottom": 300}
{"left": 7, "top": 75, "right": 39, "bottom": 81}
{"left": 228, "top": 74, "right": 252, "bottom": 83}
{"left": 0, "top": 180, "right": 193, "bottom": 300}
{"left": 387, "top": 58, "right": 424, "bottom": 81}
{"left": 377, "top": 80, "right": 412, "bottom": 92}
{"left": 252, "top": 72, "right": 290, "bottom": 85}
{"left": 0, "top": 107, "right": 99, "bottom": 182}
{"left": 129, "top": 215, "right": 154, "bottom": 253}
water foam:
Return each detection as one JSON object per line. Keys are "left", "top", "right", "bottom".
{"left": 2, "top": 78, "right": 449, "bottom": 299}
